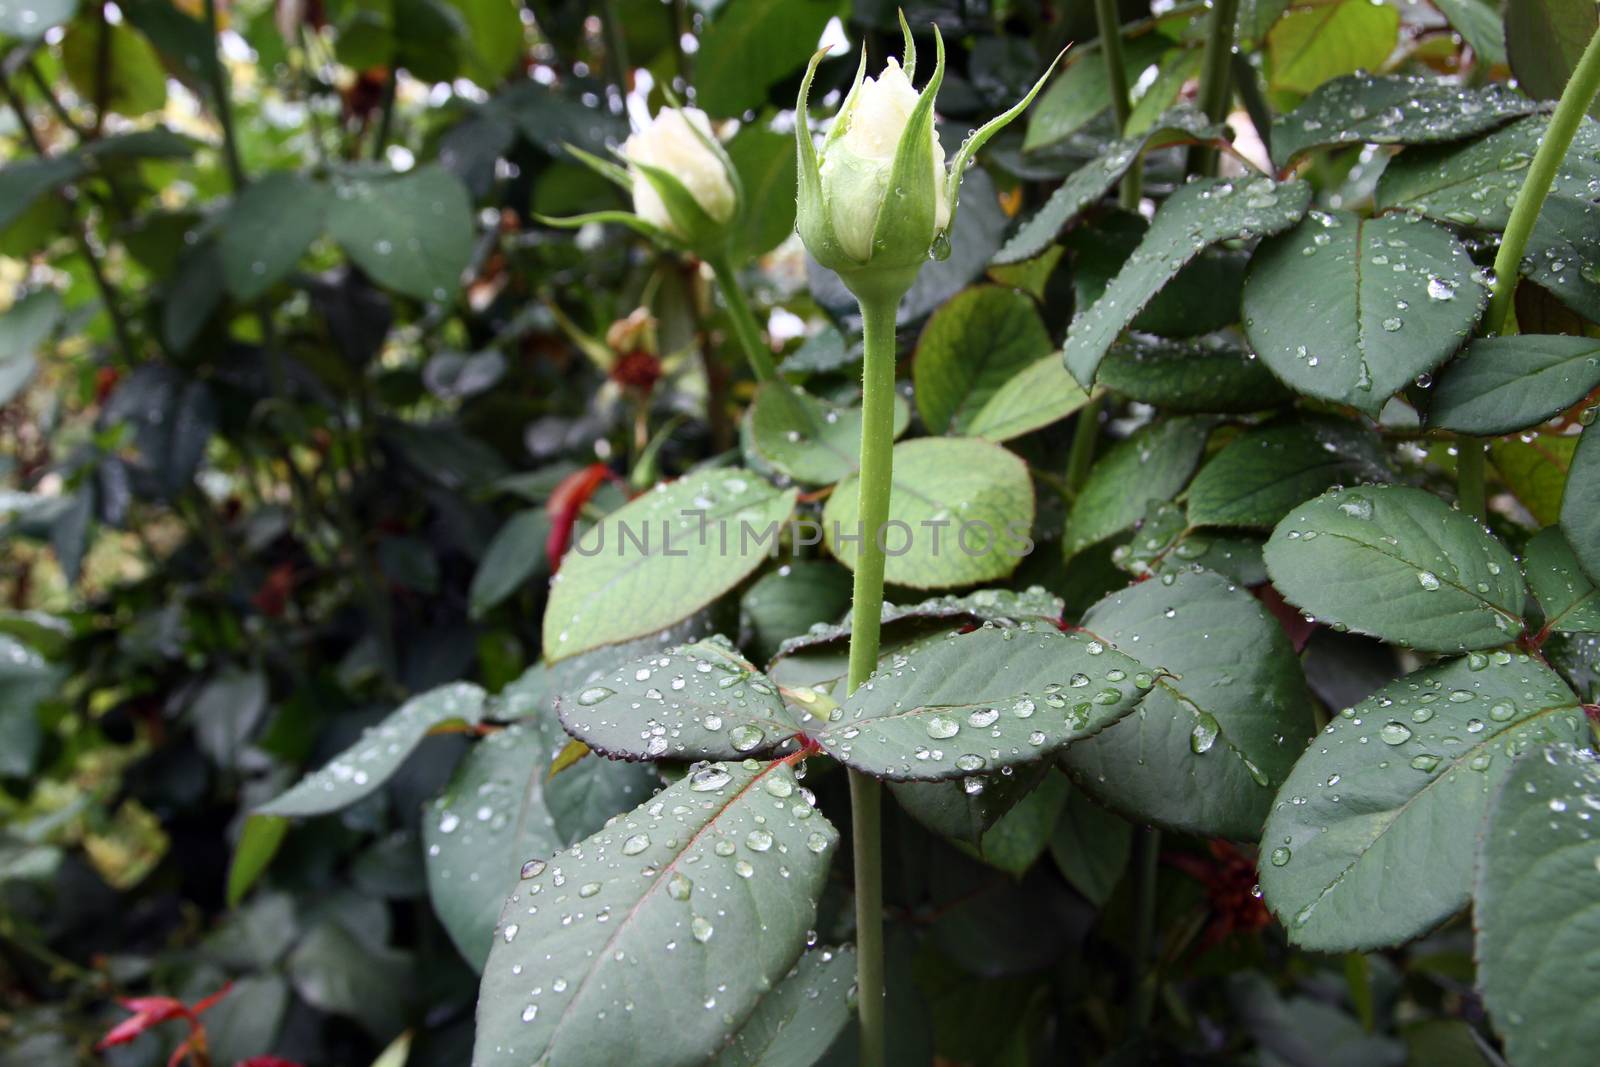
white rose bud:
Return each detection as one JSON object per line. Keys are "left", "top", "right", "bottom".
{"left": 819, "top": 58, "right": 950, "bottom": 262}
{"left": 623, "top": 107, "right": 737, "bottom": 238}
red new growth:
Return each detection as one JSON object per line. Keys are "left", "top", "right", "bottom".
{"left": 97, "top": 983, "right": 232, "bottom": 1067}
{"left": 545, "top": 463, "right": 621, "bottom": 571}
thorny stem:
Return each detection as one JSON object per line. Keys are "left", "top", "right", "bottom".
{"left": 1484, "top": 24, "right": 1600, "bottom": 338}
{"left": 1464, "top": 24, "right": 1600, "bottom": 521}
{"left": 202, "top": 0, "right": 247, "bottom": 190}
{"left": 1091, "top": 0, "right": 1140, "bottom": 209}
{"left": 0, "top": 73, "right": 136, "bottom": 362}
{"left": 1188, "top": 0, "right": 1241, "bottom": 177}
{"left": 708, "top": 256, "right": 781, "bottom": 383}
{"left": 1064, "top": 396, "right": 1103, "bottom": 499}
{"left": 844, "top": 292, "right": 902, "bottom": 1067}
{"left": 1131, "top": 826, "right": 1162, "bottom": 1029}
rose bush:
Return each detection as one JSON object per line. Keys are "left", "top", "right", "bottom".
{"left": 1, "top": 2, "right": 1597, "bottom": 1066}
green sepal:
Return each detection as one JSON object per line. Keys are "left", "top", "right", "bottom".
{"left": 533, "top": 210, "right": 682, "bottom": 252}
{"left": 862, "top": 26, "right": 944, "bottom": 271}
{"left": 656, "top": 87, "right": 746, "bottom": 217}
{"left": 823, "top": 47, "right": 870, "bottom": 156}
{"left": 944, "top": 46, "right": 1065, "bottom": 228}
{"left": 631, "top": 158, "right": 728, "bottom": 257}
{"left": 563, "top": 143, "right": 632, "bottom": 192}
{"left": 898, "top": 9, "right": 917, "bottom": 83}
{"left": 795, "top": 47, "right": 851, "bottom": 271}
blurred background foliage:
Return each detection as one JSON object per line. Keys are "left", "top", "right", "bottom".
{"left": 0, "top": 0, "right": 1584, "bottom": 1064}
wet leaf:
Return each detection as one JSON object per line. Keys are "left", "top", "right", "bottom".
{"left": 1271, "top": 73, "right": 1539, "bottom": 167}
{"left": 1066, "top": 416, "right": 1213, "bottom": 556}
{"left": 1559, "top": 426, "right": 1599, "bottom": 583}
{"left": 913, "top": 286, "right": 1052, "bottom": 436}
{"left": 823, "top": 438, "right": 1034, "bottom": 590}
{"left": 1264, "top": 486, "right": 1525, "bottom": 651}
{"left": 1476, "top": 743, "right": 1600, "bottom": 1067}
{"left": 1188, "top": 419, "right": 1393, "bottom": 529}
{"left": 814, "top": 623, "right": 1151, "bottom": 782}
{"left": 1523, "top": 526, "right": 1600, "bottom": 634}
{"left": 1242, "top": 211, "right": 1487, "bottom": 415}
{"left": 544, "top": 470, "right": 798, "bottom": 661}
{"left": 1064, "top": 176, "right": 1310, "bottom": 385}
{"left": 555, "top": 636, "right": 806, "bottom": 760}
{"left": 1258, "top": 655, "right": 1585, "bottom": 951}
{"left": 327, "top": 165, "right": 474, "bottom": 301}
{"left": 473, "top": 760, "right": 838, "bottom": 1067}
{"left": 1061, "top": 569, "right": 1315, "bottom": 839}
{"left": 423, "top": 709, "right": 655, "bottom": 969}
{"left": 258, "top": 683, "right": 487, "bottom": 816}
{"left": 1428, "top": 336, "right": 1600, "bottom": 434}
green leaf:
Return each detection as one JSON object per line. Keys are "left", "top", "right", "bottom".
{"left": 963, "top": 353, "right": 1092, "bottom": 443}
{"left": 1049, "top": 783, "right": 1132, "bottom": 907}
{"left": 1428, "top": 335, "right": 1600, "bottom": 434}
{"left": 0, "top": 156, "right": 86, "bottom": 231}
{"left": 1519, "top": 194, "right": 1600, "bottom": 324}
{"left": 61, "top": 20, "right": 167, "bottom": 115}
{"left": 1113, "top": 500, "right": 1270, "bottom": 586}
{"left": 1067, "top": 213, "right": 1251, "bottom": 340}
{"left": 1374, "top": 115, "right": 1600, "bottom": 232}
{"left": 1061, "top": 569, "right": 1314, "bottom": 838}
{"left": 287, "top": 920, "right": 414, "bottom": 1037}
{"left": 813, "top": 624, "right": 1152, "bottom": 782}
{"left": 1097, "top": 334, "right": 1293, "bottom": 413}
{"left": 0, "top": 290, "right": 62, "bottom": 406}
{"left": 1265, "top": 486, "right": 1525, "bottom": 651}
{"left": 748, "top": 383, "right": 910, "bottom": 486}
{"left": 1064, "top": 176, "right": 1311, "bottom": 386}
{"left": 1491, "top": 431, "right": 1576, "bottom": 525}
{"left": 191, "top": 668, "right": 270, "bottom": 770}
{"left": 1065, "top": 416, "right": 1213, "bottom": 556}
{"left": 0, "top": 0, "right": 76, "bottom": 38}
{"left": 469, "top": 508, "right": 552, "bottom": 619}
{"left": 890, "top": 761, "right": 1052, "bottom": 848}
{"left": 1267, "top": 0, "right": 1400, "bottom": 95}
{"left": 1242, "top": 211, "right": 1487, "bottom": 415}
{"left": 219, "top": 172, "right": 330, "bottom": 301}
{"left": 726, "top": 126, "right": 798, "bottom": 264}
{"left": 1022, "top": 34, "right": 1170, "bottom": 152}
{"left": 694, "top": 0, "right": 844, "bottom": 117}
{"left": 327, "top": 165, "right": 475, "bottom": 301}
{"left": 995, "top": 106, "right": 1220, "bottom": 265}
{"left": 1505, "top": 0, "right": 1600, "bottom": 118}
{"left": 738, "top": 561, "right": 853, "bottom": 666}
{"left": 1258, "top": 655, "right": 1585, "bottom": 951}
{"left": 1476, "top": 743, "right": 1600, "bottom": 1067}
{"left": 954, "top": 768, "right": 1071, "bottom": 875}
{"left": 447, "top": 0, "right": 524, "bottom": 85}
{"left": 258, "top": 683, "right": 487, "bottom": 816}
{"left": 710, "top": 946, "right": 857, "bottom": 1067}
{"left": 543, "top": 470, "right": 799, "bottom": 661}
{"left": 473, "top": 760, "right": 838, "bottom": 1067}
{"left": 823, "top": 438, "right": 1034, "bottom": 590}
{"left": 423, "top": 714, "right": 657, "bottom": 968}
{"left": 1187, "top": 419, "right": 1393, "bottom": 529}
{"left": 1429, "top": 0, "right": 1506, "bottom": 66}
{"left": 1525, "top": 526, "right": 1600, "bottom": 634}
{"left": 0, "top": 634, "right": 57, "bottom": 778}
{"left": 1561, "top": 426, "right": 1600, "bottom": 582}
{"left": 556, "top": 636, "right": 807, "bottom": 760}
{"left": 913, "top": 286, "right": 1053, "bottom": 435}
{"left": 225, "top": 815, "right": 289, "bottom": 907}
{"left": 768, "top": 587, "right": 1065, "bottom": 691}
{"left": 1271, "top": 73, "right": 1540, "bottom": 168}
